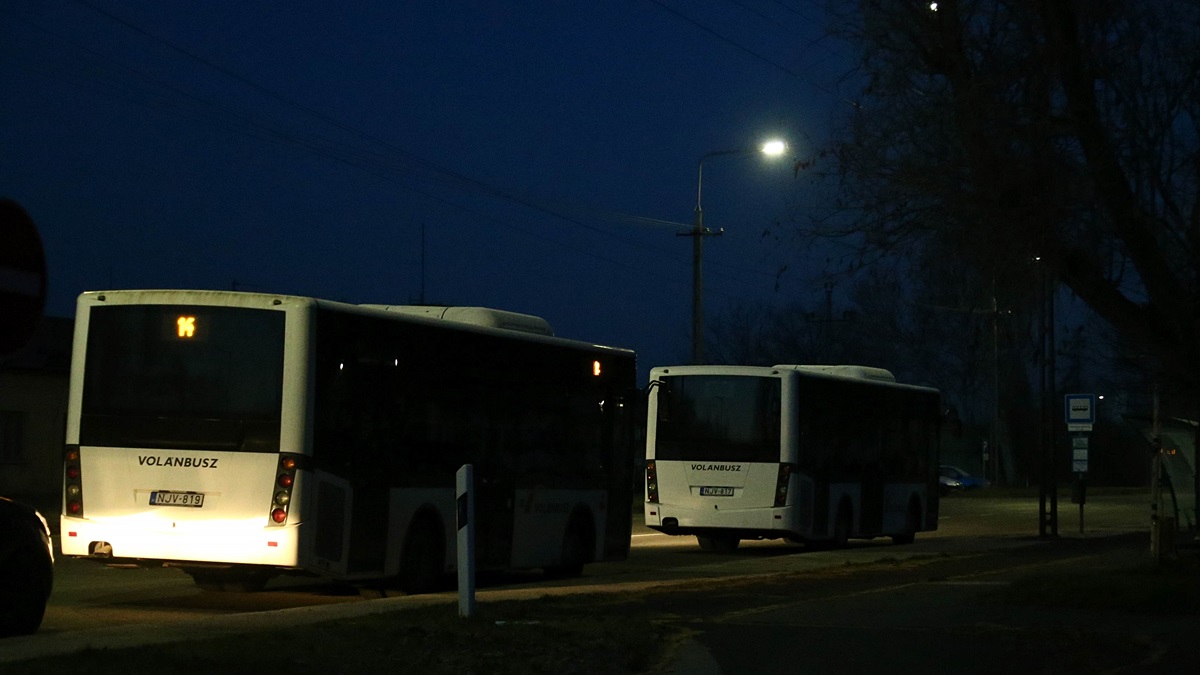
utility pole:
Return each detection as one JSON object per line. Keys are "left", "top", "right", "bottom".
{"left": 682, "top": 195, "right": 722, "bottom": 364}
{"left": 824, "top": 281, "right": 834, "bottom": 358}
{"left": 991, "top": 277, "right": 1002, "bottom": 485}
{"left": 682, "top": 140, "right": 788, "bottom": 364}
{"left": 1038, "top": 260, "right": 1058, "bottom": 537}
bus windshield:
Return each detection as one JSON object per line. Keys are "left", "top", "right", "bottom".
{"left": 654, "top": 375, "right": 781, "bottom": 462}
{"left": 79, "top": 304, "right": 286, "bottom": 452}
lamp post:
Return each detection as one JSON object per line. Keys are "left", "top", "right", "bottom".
{"left": 687, "top": 139, "right": 788, "bottom": 363}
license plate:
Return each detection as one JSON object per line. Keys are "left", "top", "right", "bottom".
{"left": 700, "top": 486, "right": 735, "bottom": 497}
{"left": 149, "top": 490, "right": 205, "bottom": 507}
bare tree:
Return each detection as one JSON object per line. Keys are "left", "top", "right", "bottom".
{"left": 812, "top": 0, "right": 1199, "bottom": 410}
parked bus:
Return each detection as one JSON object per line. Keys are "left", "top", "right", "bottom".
{"left": 644, "top": 365, "right": 940, "bottom": 551}
{"left": 61, "top": 290, "right": 638, "bottom": 591}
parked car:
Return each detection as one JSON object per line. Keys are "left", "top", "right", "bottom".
{"left": 0, "top": 496, "right": 54, "bottom": 637}
{"left": 939, "top": 464, "right": 987, "bottom": 495}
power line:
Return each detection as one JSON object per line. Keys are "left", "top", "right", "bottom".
{"left": 647, "top": 0, "right": 858, "bottom": 108}
{"left": 9, "top": 2, "right": 805, "bottom": 301}
{"left": 62, "top": 0, "right": 700, "bottom": 256}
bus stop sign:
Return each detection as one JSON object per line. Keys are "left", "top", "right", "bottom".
{"left": 1064, "top": 394, "right": 1096, "bottom": 431}
{"left": 0, "top": 199, "right": 47, "bottom": 356}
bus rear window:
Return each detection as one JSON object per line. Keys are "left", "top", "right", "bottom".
{"left": 654, "top": 375, "right": 781, "bottom": 462}
{"left": 79, "top": 304, "right": 286, "bottom": 451}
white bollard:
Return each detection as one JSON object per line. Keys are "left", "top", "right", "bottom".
{"left": 456, "top": 464, "right": 476, "bottom": 617}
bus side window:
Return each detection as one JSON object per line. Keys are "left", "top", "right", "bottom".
{"left": 653, "top": 380, "right": 672, "bottom": 422}
{"left": 763, "top": 379, "right": 782, "bottom": 443}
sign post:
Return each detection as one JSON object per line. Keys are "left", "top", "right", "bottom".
{"left": 1064, "top": 394, "right": 1095, "bottom": 534}
{"left": 456, "top": 464, "right": 476, "bottom": 618}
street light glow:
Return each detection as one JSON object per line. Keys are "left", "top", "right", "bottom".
{"left": 688, "top": 136, "right": 791, "bottom": 363}
{"left": 761, "top": 139, "right": 787, "bottom": 156}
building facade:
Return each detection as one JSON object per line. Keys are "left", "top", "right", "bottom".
{"left": 0, "top": 316, "right": 71, "bottom": 514}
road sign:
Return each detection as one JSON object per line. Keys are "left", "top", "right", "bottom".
{"left": 1072, "top": 441, "right": 1089, "bottom": 473}
{"left": 0, "top": 199, "right": 47, "bottom": 355}
{"left": 1064, "top": 394, "right": 1096, "bottom": 432}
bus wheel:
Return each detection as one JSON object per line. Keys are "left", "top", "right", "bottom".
{"left": 697, "top": 534, "right": 740, "bottom": 552}
{"left": 400, "top": 518, "right": 444, "bottom": 595}
{"left": 891, "top": 499, "right": 921, "bottom": 545}
{"left": 545, "top": 530, "right": 585, "bottom": 579}
{"left": 545, "top": 514, "right": 593, "bottom": 579}
{"left": 832, "top": 504, "right": 852, "bottom": 548}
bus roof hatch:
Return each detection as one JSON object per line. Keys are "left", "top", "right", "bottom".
{"left": 361, "top": 305, "right": 555, "bottom": 336}
{"left": 774, "top": 364, "right": 897, "bottom": 383}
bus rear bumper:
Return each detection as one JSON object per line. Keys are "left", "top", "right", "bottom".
{"left": 644, "top": 503, "right": 798, "bottom": 540}
{"left": 59, "top": 515, "right": 303, "bottom": 567}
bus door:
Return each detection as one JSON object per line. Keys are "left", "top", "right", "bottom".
{"left": 602, "top": 389, "right": 637, "bottom": 559}
{"left": 812, "top": 477, "right": 831, "bottom": 536}
{"left": 346, "top": 471, "right": 389, "bottom": 575}
{"left": 859, "top": 403, "right": 891, "bottom": 535}
{"left": 475, "top": 472, "right": 515, "bottom": 568}
{"left": 860, "top": 462, "right": 885, "bottom": 535}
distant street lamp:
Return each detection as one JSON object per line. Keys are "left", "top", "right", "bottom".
{"left": 686, "top": 139, "right": 788, "bottom": 363}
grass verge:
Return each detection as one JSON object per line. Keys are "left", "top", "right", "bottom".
{"left": 8, "top": 542, "right": 1198, "bottom": 674}
{"left": 997, "top": 551, "right": 1200, "bottom": 614}
{"left": 6, "top": 593, "right": 675, "bottom": 675}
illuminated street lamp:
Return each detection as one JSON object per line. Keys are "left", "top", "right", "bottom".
{"left": 686, "top": 139, "right": 788, "bottom": 363}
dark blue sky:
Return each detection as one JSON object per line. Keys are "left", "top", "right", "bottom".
{"left": 2, "top": 0, "right": 854, "bottom": 378}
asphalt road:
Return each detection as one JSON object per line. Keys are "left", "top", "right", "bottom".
{"left": 659, "top": 531, "right": 1195, "bottom": 675}
{"left": 3, "top": 489, "right": 1168, "bottom": 670}
{"left": 653, "top": 490, "right": 1191, "bottom": 675}
{"left": 32, "top": 491, "right": 1147, "bottom": 630}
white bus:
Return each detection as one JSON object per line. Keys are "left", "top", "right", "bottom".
{"left": 61, "top": 290, "right": 638, "bottom": 591}
{"left": 644, "top": 365, "right": 940, "bottom": 551}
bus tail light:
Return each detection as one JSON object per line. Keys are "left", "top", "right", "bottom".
{"left": 646, "top": 460, "right": 659, "bottom": 503}
{"left": 268, "top": 453, "right": 306, "bottom": 526}
{"left": 774, "top": 463, "right": 795, "bottom": 508}
{"left": 64, "top": 444, "right": 84, "bottom": 517}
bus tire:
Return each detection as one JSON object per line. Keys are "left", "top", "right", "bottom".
{"left": 697, "top": 534, "right": 740, "bottom": 552}
{"left": 891, "top": 498, "right": 921, "bottom": 545}
{"left": 832, "top": 502, "right": 852, "bottom": 548}
{"left": 545, "top": 511, "right": 593, "bottom": 579}
{"left": 400, "top": 516, "right": 445, "bottom": 595}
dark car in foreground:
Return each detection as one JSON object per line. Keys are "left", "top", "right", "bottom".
{"left": 0, "top": 496, "right": 54, "bottom": 637}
